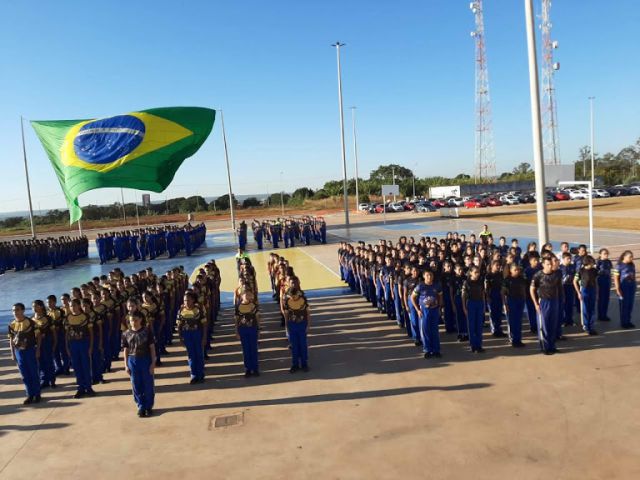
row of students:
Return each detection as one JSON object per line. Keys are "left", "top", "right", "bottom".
{"left": 246, "top": 216, "right": 327, "bottom": 250}
{"left": 8, "top": 262, "right": 224, "bottom": 415}
{"left": 95, "top": 223, "right": 207, "bottom": 264}
{"left": 338, "top": 233, "right": 636, "bottom": 357}
{"left": 1, "top": 236, "right": 88, "bottom": 273}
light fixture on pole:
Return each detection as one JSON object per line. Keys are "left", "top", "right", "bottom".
{"left": 332, "top": 41, "right": 350, "bottom": 226}
{"left": 280, "top": 171, "right": 285, "bottom": 216}
{"left": 351, "top": 106, "right": 360, "bottom": 210}
{"left": 524, "top": 0, "right": 549, "bottom": 246}
{"left": 589, "top": 96, "right": 595, "bottom": 187}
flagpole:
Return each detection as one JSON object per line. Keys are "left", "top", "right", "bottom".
{"left": 20, "top": 116, "right": 36, "bottom": 239}
{"left": 219, "top": 110, "right": 236, "bottom": 234}
{"left": 120, "top": 188, "right": 127, "bottom": 225}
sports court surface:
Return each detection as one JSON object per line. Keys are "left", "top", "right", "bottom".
{"left": 1, "top": 214, "right": 639, "bottom": 479}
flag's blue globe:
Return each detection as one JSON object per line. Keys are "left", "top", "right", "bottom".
{"left": 73, "top": 115, "right": 145, "bottom": 165}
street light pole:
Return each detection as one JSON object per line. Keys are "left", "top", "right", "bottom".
{"left": 524, "top": 0, "right": 549, "bottom": 246}
{"left": 219, "top": 109, "right": 237, "bottom": 233}
{"left": 332, "top": 42, "right": 350, "bottom": 226}
{"left": 589, "top": 96, "right": 595, "bottom": 187}
{"left": 351, "top": 106, "right": 360, "bottom": 210}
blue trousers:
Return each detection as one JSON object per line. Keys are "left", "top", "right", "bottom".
{"left": 384, "top": 283, "right": 395, "bottom": 319}
{"left": 369, "top": 278, "right": 377, "bottom": 309}
{"left": 467, "top": 300, "right": 485, "bottom": 349}
{"left": 393, "top": 285, "right": 403, "bottom": 326}
{"left": 91, "top": 336, "right": 104, "bottom": 383}
{"left": 375, "top": 279, "right": 384, "bottom": 312}
{"left": 70, "top": 338, "right": 92, "bottom": 391}
{"left": 239, "top": 326, "right": 259, "bottom": 372}
{"left": 597, "top": 276, "right": 611, "bottom": 320}
{"left": 420, "top": 306, "right": 441, "bottom": 354}
{"left": 580, "top": 286, "right": 596, "bottom": 332}
{"left": 183, "top": 329, "right": 205, "bottom": 380}
{"left": 455, "top": 295, "right": 468, "bottom": 335}
{"left": 127, "top": 356, "right": 154, "bottom": 410}
{"left": 619, "top": 281, "right": 636, "bottom": 327}
{"left": 526, "top": 296, "right": 538, "bottom": 331}
{"left": 443, "top": 290, "right": 456, "bottom": 333}
{"left": 507, "top": 298, "right": 524, "bottom": 344}
{"left": 15, "top": 347, "right": 41, "bottom": 397}
{"left": 284, "top": 233, "right": 290, "bottom": 248}
{"left": 408, "top": 302, "right": 420, "bottom": 341}
{"left": 562, "top": 284, "right": 575, "bottom": 325}
{"left": 39, "top": 335, "right": 56, "bottom": 385}
{"left": 111, "top": 320, "right": 121, "bottom": 359}
{"left": 53, "top": 328, "right": 70, "bottom": 374}
{"left": 256, "top": 235, "right": 263, "bottom": 250}
{"left": 488, "top": 289, "right": 503, "bottom": 334}
{"left": 288, "top": 320, "right": 308, "bottom": 368}
{"left": 538, "top": 298, "right": 559, "bottom": 352}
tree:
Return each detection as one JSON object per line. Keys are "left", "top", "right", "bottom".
{"left": 312, "top": 189, "right": 330, "bottom": 200}
{"left": 242, "top": 197, "right": 261, "bottom": 208}
{"left": 512, "top": 163, "right": 532, "bottom": 175}
{"left": 291, "top": 187, "right": 314, "bottom": 199}
{"left": 268, "top": 193, "right": 290, "bottom": 206}
{"left": 212, "top": 194, "right": 237, "bottom": 211}
{"left": 369, "top": 164, "right": 414, "bottom": 183}
{"left": 454, "top": 173, "right": 471, "bottom": 180}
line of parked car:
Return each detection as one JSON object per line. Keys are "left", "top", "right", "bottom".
{"left": 357, "top": 184, "right": 640, "bottom": 214}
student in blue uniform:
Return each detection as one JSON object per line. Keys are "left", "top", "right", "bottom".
{"left": 559, "top": 253, "right": 576, "bottom": 327}
{"left": 613, "top": 250, "right": 636, "bottom": 329}
{"left": 485, "top": 260, "right": 505, "bottom": 337}
{"left": 501, "top": 263, "right": 527, "bottom": 347}
{"left": 411, "top": 270, "right": 443, "bottom": 359}
{"left": 177, "top": 292, "right": 207, "bottom": 384}
{"left": 453, "top": 263, "right": 469, "bottom": 342}
{"left": 462, "top": 266, "right": 486, "bottom": 353}
{"left": 65, "top": 298, "right": 96, "bottom": 398}
{"left": 596, "top": 248, "right": 613, "bottom": 322}
{"left": 283, "top": 276, "right": 311, "bottom": 373}
{"left": 530, "top": 256, "right": 562, "bottom": 355}
{"left": 524, "top": 254, "right": 542, "bottom": 333}
{"left": 31, "top": 300, "right": 57, "bottom": 389}
{"left": 47, "top": 295, "right": 70, "bottom": 375}
{"left": 574, "top": 255, "right": 598, "bottom": 335}
{"left": 122, "top": 310, "right": 156, "bottom": 417}
{"left": 8, "top": 303, "right": 42, "bottom": 404}
{"left": 234, "top": 291, "right": 261, "bottom": 377}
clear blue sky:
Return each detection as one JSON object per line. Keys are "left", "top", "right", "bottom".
{"left": 1, "top": 0, "right": 638, "bottom": 213}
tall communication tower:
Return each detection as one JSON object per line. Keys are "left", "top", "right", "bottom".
{"left": 470, "top": 0, "right": 496, "bottom": 181}
{"left": 540, "top": 0, "right": 561, "bottom": 165}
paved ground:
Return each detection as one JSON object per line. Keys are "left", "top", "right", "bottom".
{"left": 2, "top": 215, "right": 640, "bottom": 479}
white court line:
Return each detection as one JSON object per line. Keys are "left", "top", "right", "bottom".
{"left": 296, "top": 246, "right": 342, "bottom": 279}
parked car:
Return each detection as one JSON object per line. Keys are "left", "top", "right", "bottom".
{"left": 448, "top": 197, "right": 465, "bottom": 207}
{"left": 486, "top": 197, "right": 503, "bottom": 207}
{"left": 569, "top": 190, "right": 588, "bottom": 200}
{"left": 552, "top": 191, "right": 570, "bottom": 201}
{"left": 517, "top": 192, "right": 535, "bottom": 203}
{"left": 358, "top": 202, "right": 370, "bottom": 211}
{"left": 374, "top": 204, "right": 385, "bottom": 213}
{"left": 415, "top": 201, "right": 436, "bottom": 213}
{"left": 388, "top": 202, "right": 405, "bottom": 212}
{"left": 606, "top": 186, "right": 631, "bottom": 197}
{"left": 628, "top": 186, "right": 640, "bottom": 195}
{"left": 403, "top": 202, "right": 416, "bottom": 211}
{"left": 464, "top": 197, "right": 485, "bottom": 208}
{"left": 592, "top": 188, "right": 610, "bottom": 198}
{"left": 430, "top": 198, "right": 447, "bottom": 208}
{"left": 499, "top": 194, "right": 519, "bottom": 205}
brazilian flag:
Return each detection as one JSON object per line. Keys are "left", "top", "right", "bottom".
{"left": 31, "top": 106, "right": 215, "bottom": 223}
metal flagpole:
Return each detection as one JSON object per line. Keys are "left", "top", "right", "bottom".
{"left": 351, "top": 106, "right": 360, "bottom": 210}
{"left": 120, "top": 188, "right": 127, "bottom": 225}
{"left": 589, "top": 97, "right": 595, "bottom": 187}
{"left": 524, "top": 0, "right": 549, "bottom": 246}
{"left": 135, "top": 203, "right": 140, "bottom": 227}
{"left": 219, "top": 110, "right": 236, "bottom": 233}
{"left": 332, "top": 42, "right": 350, "bottom": 227}
{"left": 20, "top": 116, "right": 36, "bottom": 238}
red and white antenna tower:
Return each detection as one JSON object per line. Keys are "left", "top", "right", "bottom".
{"left": 540, "top": 0, "right": 561, "bottom": 165}
{"left": 470, "top": 0, "right": 496, "bottom": 181}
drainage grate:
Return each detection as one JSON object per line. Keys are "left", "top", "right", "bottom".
{"left": 210, "top": 412, "right": 244, "bottom": 429}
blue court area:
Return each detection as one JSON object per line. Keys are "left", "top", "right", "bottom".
{"left": 0, "top": 231, "right": 238, "bottom": 328}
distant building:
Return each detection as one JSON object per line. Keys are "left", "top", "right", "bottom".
{"left": 142, "top": 194, "right": 151, "bottom": 207}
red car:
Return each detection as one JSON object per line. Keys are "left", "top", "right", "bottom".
{"left": 431, "top": 199, "right": 447, "bottom": 208}
{"left": 404, "top": 202, "right": 416, "bottom": 211}
{"left": 552, "top": 191, "right": 570, "bottom": 201}
{"left": 374, "top": 204, "right": 385, "bottom": 213}
{"left": 486, "top": 197, "right": 503, "bottom": 207}
{"left": 464, "top": 197, "right": 485, "bottom": 208}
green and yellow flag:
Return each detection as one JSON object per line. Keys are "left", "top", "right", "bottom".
{"left": 31, "top": 106, "right": 215, "bottom": 223}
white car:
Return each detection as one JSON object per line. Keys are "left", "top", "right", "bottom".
{"left": 388, "top": 202, "right": 405, "bottom": 212}
{"left": 628, "top": 186, "right": 640, "bottom": 195}
{"left": 569, "top": 190, "right": 588, "bottom": 200}
{"left": 358, "top": 203, "right": 370, "bottom": 211}
{"left": 448, "top": 197, "right": 465, "bottom": 207}
{"left": 500, "top": 194, "right": 520, "bottom": 205}
{"left": 592, "top": 189, "right": 610, "bottom": 198}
